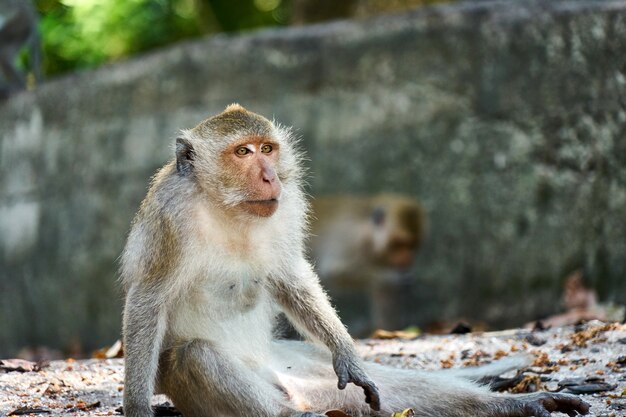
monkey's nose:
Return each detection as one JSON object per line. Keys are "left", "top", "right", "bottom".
{"left": 262, "top": 168, "right": 276, "bottom": 183}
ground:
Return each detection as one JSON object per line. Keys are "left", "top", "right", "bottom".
{"left": 1, "top": 321, "right": 624, "bottom": 416}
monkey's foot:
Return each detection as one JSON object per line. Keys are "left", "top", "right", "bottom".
{"left": 502, "top": 392, "right": 590, "bottom": 417}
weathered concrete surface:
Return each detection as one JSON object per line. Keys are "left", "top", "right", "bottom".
{"left": 1, "top": 0, "right": 626, "bottom": 355}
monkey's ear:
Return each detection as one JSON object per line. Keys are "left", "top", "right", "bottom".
{"left": 176, "top": 138, "right": 195, "bottom": 175}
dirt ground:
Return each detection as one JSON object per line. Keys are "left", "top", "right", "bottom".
{"left": 1, "top": 321, "right": 624, "bottom": 417}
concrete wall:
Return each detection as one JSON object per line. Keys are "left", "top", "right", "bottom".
{"left": 1, "top": 0, "right": 626, "bottom": 355}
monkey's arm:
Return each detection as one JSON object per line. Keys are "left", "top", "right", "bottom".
{"left": 121, "top": 194, "right": 191, "bottom": 417}
{"left": 123, "top": 284, "right": 169, "bottom": 417}
{"left": 269, "top": 258, "right": 380, "bottom": 411}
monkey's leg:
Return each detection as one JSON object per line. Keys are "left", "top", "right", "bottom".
{"left": 273, "top": 348, "right": 497, "bottom": 416}
{"left": 159, "top": 339, "right": 316, "bottom": 417}
{"left": 365, "top": 364, "right": 589, "bottom": 417}
{"left": 272, "top": 341, "right": 589, "bottom": 417}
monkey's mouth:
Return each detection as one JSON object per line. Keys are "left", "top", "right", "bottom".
{"left": 245, "top": 199, "right": 278, "bottom": 205}
{"left": 242, "top": 199, "right": 279, "bottom": 217}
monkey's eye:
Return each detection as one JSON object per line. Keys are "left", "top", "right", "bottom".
{"left": 236, "top": 147, "right": 251, "bottom": 156}
{"left": 260, "top": 144, "right": 273, "bottom": 154}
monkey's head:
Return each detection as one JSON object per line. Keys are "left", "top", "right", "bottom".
{"left": 175, "top": 104, "right": 301, "bottom": 218}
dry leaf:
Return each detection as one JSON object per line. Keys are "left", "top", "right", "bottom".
{"left": 510, "top": 375, "right": 543, "bottom": 393}
{"left": 371, "top": 328, "right": 420, "bottom": 340}
{"left": 92, "top": 339, "right": 124, "bottom": 359}
{"left": 8, "top": 407, "right": 50, "bottom": 415}
{"left": 391, "top": 408, "right": 415, "bottom": 417}
{"left": 106, "top": 339, "right": 124, "bottom": 358}
{"left": 494, "top": 350, "right": 508, "bottom": 359}
{"left": 325, "top": 409, "right": 353, "bottom": 417}
{"left": 0, "top": 359, "right": 46, "bottom": 373}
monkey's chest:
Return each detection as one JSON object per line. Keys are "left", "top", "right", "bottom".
{"left": 207, "top": 268, "right": 265, "bottom": 311}
{"left": 170, "top": 270, "right": 276, "bottom": 364}
{"left": 172, "top": 264, "right": 273, "bottom": 324}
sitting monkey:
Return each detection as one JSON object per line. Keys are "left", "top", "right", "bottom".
{"left": 121, "top": 105, "right": 590, "bottom": 417}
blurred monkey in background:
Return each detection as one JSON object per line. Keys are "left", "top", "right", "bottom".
{"left": 309, "top": 194, "right": 426, "bottom": 335}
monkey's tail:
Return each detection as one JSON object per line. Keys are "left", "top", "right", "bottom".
{"left": 436, "top": 354, "right": 533, "bottom": 381}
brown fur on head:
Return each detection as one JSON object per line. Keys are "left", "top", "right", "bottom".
{"left": 193, "top": 103, "right": 274, "bottom": 141}
{"left": 174, "top": 104, "right": 301, "bottom": 217}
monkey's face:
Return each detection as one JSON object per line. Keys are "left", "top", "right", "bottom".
{"left": 369, "top": 204, "right": 422, "bottom": 269}
{"left": 177, "top": 105, "right": 299, "bottom": 218}
{"left": 371, "top": 229, "right": 419, "bottom": 269}
{"left": 219, "top": 136, "right": 282, "bottom": 217}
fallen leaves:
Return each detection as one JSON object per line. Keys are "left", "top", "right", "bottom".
{"left": 440, "top": 352, "right": 456, "bottom": 369}
{"left": 461, "top": 349, "right": 489, "bottom": 367}
{"left": 558, "top": 377, "right": 617, "bottom": 394}
{"left": 325, "top": 409, "right": 352, "bottom": 417}
{"left": 371, "top": 329, "right": 420, "bottom": 340}
{"left": 391, "top": 408, "right": 415, "bottom": 417}
{"left": 42, "top": 378, "right": 66, "bottom": 396}
{"left": 570, "top": 323, "right": 621, "bottom": 348}
{"left": 0, "top": 359, "right": 48, "bottom": 373}
{"left": 65, "top": 401, "right": 101, "bottom": 412}
{"left": 510, "top": 374, "right": 543, "bottom": 393}
{"left": 493, "top": 350, "right": 508, "bottom": 360}
{"left": 8, "top": 407, "right": 50, "bottom": 415}
{"left": 92, "top": 340, "right": 124, "bottom": 360}
{"left": 532, "top": 351, "right": 550, "bottom": 367}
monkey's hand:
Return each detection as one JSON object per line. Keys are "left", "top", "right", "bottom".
{"left": 333, "top": 353, "right": 380, "bottom": 411}
{"left": 503, "top": 392, "right": 590, "bottom": 417}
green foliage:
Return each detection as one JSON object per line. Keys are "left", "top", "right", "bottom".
{"left": 34, "top": 0, "right": 292, "bottom": 76}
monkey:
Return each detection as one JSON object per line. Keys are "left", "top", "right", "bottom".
{"left": 0, "top": 0, "right": 41, "bottom": 98}
{"left": 121, "top": 104, "right": 590, "bottom": 417}
{"left": 308, "top": 194, "right": 425, "bottom": 335}
{"left": 311, "top": 194, "right": 425, "bottom": 284}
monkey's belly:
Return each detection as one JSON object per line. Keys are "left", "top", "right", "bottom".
{"left": 169, "top": 289, "right": 277, "bottom": 366}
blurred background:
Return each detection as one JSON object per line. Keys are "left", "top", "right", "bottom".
{"left": 1, "top": 0, "right": 625, "bottom": 358}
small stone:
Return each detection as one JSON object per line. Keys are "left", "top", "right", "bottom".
{"left": 524, "top": 334, "right": 546, "bottom": 346}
